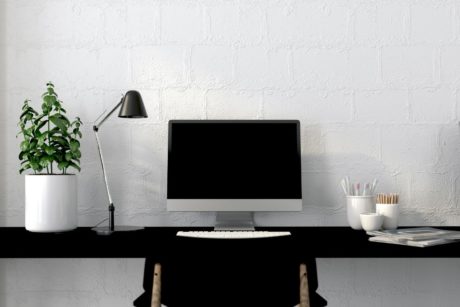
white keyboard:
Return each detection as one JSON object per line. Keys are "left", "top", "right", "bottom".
{"left": 176, "top": 231, "right": 291, "bottom": 239}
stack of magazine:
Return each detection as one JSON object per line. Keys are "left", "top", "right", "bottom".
{"left": 367, "top": 227, "right": 460, "bottom": 248}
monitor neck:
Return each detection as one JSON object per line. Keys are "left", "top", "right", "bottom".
{"left": 214, "top": 212, "right": 255, "bottom": 231}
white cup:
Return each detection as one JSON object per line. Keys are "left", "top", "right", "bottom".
{"left": 360, "top": 213, "right": 384, "bottom": 232}
{"left": 376, "top": 203, "right": 400, "bottom": 230}
{"left": 346, "top": 196, "right": 375, "bottom": 230}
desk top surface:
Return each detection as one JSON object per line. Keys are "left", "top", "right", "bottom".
{"left": 2, "top": 227, "right": 460, "bottom": 258}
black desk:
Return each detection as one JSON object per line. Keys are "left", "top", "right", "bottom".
{"left": 2, "top": 227, "right": 460, "bottom": 307}
{"left": 2, "top": 226, "right": 460, "bottom": 258}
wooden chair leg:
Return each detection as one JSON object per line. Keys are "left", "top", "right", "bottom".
{"left": 299, "top": 263, "right": 310, "bottom": 307}
{"left": 151, "top": 263, "right": 162, "bottom": 307}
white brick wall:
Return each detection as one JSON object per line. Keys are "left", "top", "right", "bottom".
{"left": 1, "top": 0, "right": 460, "bottom": 306}
{"left": 354, "top": 90, "right": 409, "bottom": 123}
{"left": 161, "top": 2, "right": 203, "bottom": 44}
{"left": 411, "top": 3, "right": 454, "bottom": 44}
{"left": 293, "top": 48, "right": 351, "bottom": 89}
{"left": 191, "top": 46, "right": 233, "bottom": 88}
{"left": 381, "top": 46, "right": 436, "bottom": 87}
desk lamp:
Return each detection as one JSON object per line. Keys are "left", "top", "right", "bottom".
{"left": 92, "top": 90, "right": 148, "bottom": 235}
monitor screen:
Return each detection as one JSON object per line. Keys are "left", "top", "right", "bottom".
{"left": 167, "top": 120, "right": 302, "bottom": 202}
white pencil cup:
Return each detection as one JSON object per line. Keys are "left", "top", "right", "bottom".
{"left": 346, "top": 196, "right": 375, "bottom": 230}
{"left": 376, "top": 203, "right": 400, "bottom": 230}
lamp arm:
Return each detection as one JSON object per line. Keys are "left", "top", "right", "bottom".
{"left": 92, "top": 98, "right": 123, "bottom": 232}
{"left": 94, "top": 130, "right": 115, "bottom": 230}
{"left": 93, "top": 98, "right": 123, "bottom": 131}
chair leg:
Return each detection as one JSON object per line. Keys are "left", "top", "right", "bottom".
{"left": 299, "top": 263, "right": 310, "bottom": 307}
{"left": 151, "top": 263, "right": 162, "bottom": 307}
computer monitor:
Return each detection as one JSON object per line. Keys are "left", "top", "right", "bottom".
{"left": 167, "top": 120, "right": 302, "bottom": 229}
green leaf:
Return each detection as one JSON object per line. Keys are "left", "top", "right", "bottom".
{"left": 39, "top": 155, "right": 54, "bottom": 168}
{"left": 28, "top": 139, "right": 37, "bottom": 149}
{"left": 58, "top": 161, "right": 69, "bottom": 170}
{"left": 73, "top": 149, "right": 81, "bottom": 159}
{"left": 19, "top": 164, "right": 31, "bottom": 174}
{"left": 20, "top": 140, "right": 29, "bottom": 151}
{"left": 33, "top": 114, "right": 46, "bottom": 125}
{"left": 20, "top": 109, "right": 30, "bottom": 119}
{"left": 30, "top": 162, "right": 40, "bottom": 171}
{"left": 68, "top": 162, "right": 81, "bottom": 172}
{"left": 41, "top": 103, "right": 50, "bottom": 114}
{"left": 49, "top": 115, "right": 67, "bottom": 131}
{"left": 56, "top": 113, "right": 70, "bottom": 125}
{"left": 35, "top": 120, "right": 47, "bottom": 132}
{"left": 32, "top": 131, "right": 40, "bottom": 140}
{"left": 69, "top": 139, "right": 80, "bottom": 152}
{"left": 22, "top": 99, "right": 30, "bottom": 109}
{"left": 37, "top": 134, "right": 46, "bottom": 146}
{"left": 44, "top": 145, "right": 55, "bottom": 155}
{"left": 19, "top": 151, "right": 27, "bottom": 160}
{"left": 51, "top": 136, "right": 69, "bottom": 147}
{"left": 43, "top": 94, "right": 57, "bottom": 107}
{"left": 20, "top": 106, "right": 38, "bottom": 118}
{"left": 65, "top": 152, "right": 72, "bottom": 161}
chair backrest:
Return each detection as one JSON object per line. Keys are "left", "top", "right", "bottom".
{"left": 150, "top": 262, "right": 311, "bottom": 307}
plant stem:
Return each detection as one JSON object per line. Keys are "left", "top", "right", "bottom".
{"left": 47, "top": 112, "right": 53, "bottom": 174}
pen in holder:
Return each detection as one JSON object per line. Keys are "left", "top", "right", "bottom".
{"left": 376, "top": 193, "right": 400, "bottom": 230}
{"left": 341, "top": 177, "right": 378, "bottom": 230}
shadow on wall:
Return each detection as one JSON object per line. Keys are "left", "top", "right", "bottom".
{"left": 298, "top": 153, "right": 455, "bottom": 226}
{"left": 257, "top": 150, "right": 392, "bottom": 226}
{"left": 301, "top": 153, "right": 388, "bottom": 223}
{"left": 257, "top": 124, "right": 401, "bottom": 226}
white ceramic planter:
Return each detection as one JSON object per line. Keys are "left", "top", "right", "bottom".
{"left": 25, "top": 174, "right": 77, "bottom": 232}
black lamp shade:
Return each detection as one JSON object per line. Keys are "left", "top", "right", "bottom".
{"left": 118, "top": 90, "right": 148, "bottom": 118}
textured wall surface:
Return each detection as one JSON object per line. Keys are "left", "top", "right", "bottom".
{"left": 1, "top": 0, "right": 460, "bottom": 306}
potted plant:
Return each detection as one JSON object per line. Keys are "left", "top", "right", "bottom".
{"left": 18, "top": 82, "right": 82, "bottom": 232}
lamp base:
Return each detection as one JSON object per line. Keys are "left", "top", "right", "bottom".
{"left": 92, "top": 225, "right": 144, "bottom": 236}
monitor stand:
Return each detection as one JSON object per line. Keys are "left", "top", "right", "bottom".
{"left": 214, "top": 212, "right": 255, "bottom": 231}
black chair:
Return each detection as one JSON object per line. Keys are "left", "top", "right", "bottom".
{"left": 134, "top": 256, "right": 327, "bottom": 307}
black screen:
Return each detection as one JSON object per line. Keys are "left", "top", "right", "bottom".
{"left": 167, "top": 120, "right": 302, "bottom": 199}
